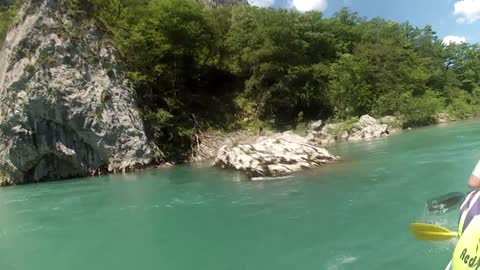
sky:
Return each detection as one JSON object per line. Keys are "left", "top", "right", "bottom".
{"left": 247, "top": 0, "right": 480, "bottom": 44}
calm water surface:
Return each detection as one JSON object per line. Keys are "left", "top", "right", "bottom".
{"left": 2, "top": 120, "right": 480, "bottom": 270}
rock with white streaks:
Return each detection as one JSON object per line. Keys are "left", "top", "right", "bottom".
{"left": 214, "top": 132, "right": 339, "bottom": 178}
{"left": 0, "top": 0, "right": 163, "bottom": 185}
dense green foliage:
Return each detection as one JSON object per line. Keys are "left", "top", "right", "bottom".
{"left": 3, "top": 0, "right": 480, "bottom": 160}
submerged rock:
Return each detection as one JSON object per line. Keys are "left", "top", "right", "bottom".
{"left": 214, "top": 132, "right": 339, "bottom": 178}
{"left": 0, "top": 0, "right": 162, "bottom": 185}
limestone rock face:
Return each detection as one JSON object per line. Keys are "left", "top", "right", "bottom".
{"left": 0, "top": 0, "right": 162, "bottom": 185}
{"left": 214, "top": 132, "right": 339, "bottom": 178}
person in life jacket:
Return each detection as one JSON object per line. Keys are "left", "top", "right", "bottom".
{"left": 446, "top": 161, "right": 480, "bottom": 270}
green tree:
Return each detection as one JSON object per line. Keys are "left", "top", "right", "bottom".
{"left": 0, "top": 0, "right": 24, "bottom": 48}
{"left": 7, "top": 0, "right": 479, "bottom": 161}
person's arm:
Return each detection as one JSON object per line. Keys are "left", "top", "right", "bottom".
{"left": 469, "top": 161, "right": 480, "bottom": 190}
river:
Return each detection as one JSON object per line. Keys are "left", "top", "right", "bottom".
{"left": 1, "top": 120, "right": 480, "bottom": 270}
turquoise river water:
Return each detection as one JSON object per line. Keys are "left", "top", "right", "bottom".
{"left": 2, "top": 120, "right": 480, "bottom": 270}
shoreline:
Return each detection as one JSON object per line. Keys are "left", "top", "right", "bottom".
{"left": 188, "top": 113, "right": 480, "bottom": 164}
{"left": 1, "top": 115, "right": 479, "bottom": 188}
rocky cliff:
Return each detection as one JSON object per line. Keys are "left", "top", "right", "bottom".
{"left": 0, "top": 0, "right": 163, "bottom": 185}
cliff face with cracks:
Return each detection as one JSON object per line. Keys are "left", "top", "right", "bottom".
{"left": 0, "top": 0, "right": 163, "bottom": 185}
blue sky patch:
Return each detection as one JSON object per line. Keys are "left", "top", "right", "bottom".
{"left": 247, "top": 0, "right": 480, "bottom": 43}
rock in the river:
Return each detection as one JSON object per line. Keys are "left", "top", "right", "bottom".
{"left": 214, "top": 132, "right": 339, "bottom": 178}
{"left": 348, "top": 115, "right": 389, "bottom": 142}
{"left": 306, "top": 123, "right": 344, "bottom": 147}
{"left": 437, "top": 112, "right": 452, "bottom": 124}
{"left": 379, "top": 115, "right": 401, "bottom": 133}
{"left": 190, "top": 130, "right": 260, "bottom": 163}
{"left": 309, "top": 120, "right": 323, "bottom": 131}
{"left": 0, "top": 0, "right": 162, "bottom": 185}
{"left": 379, "top": 116, "right": 398, "bottom": 126}
{"left": 307, "top": 115, "right": 390, "bottom": 146}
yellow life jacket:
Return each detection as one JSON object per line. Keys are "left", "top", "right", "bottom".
{"left": 452, "top": 192, "right": 480, "bottom": 270}
{"left": 452, "top": 216, "right": 480, "bottom": 269}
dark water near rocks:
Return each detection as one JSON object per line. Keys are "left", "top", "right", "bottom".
{"left": 2, "top": 120, "right": 480, "bottom": 270}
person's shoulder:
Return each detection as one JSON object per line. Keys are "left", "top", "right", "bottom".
{"left": 468, "top": 192, "right": 480, "bottom": 211}
{"left": 461, "top": 191, "right": 478, "bottom": 210}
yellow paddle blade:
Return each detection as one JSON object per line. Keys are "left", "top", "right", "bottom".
{"left": 411, "top": 223, "right": 459, "bottom": 241}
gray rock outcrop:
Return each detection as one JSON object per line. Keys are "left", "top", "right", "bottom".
{"left": 309, "top": 120, "right": 323, "bottom": 131}
{"left": 347, "top": 115, "right": 389, "bottom": 142}
{"left": 307, "top": 115, "right": 390, "bottom": 146}
{"left": 190, "top": 130, "right": 261, "bottom": 163}
{"left": 436, "top": 112, "right": 452, "bottom": 124}
{"left": 306, "top": 123, "right": 348, "bottom": 146}
{"left": 0, "top": 0, "right": 162, "bottom": 185}
{"left": 379, "top": 116, "right": 398, "bottom": 126}
{"left": 214, "top": 132, "right": 339, "bottom": 178}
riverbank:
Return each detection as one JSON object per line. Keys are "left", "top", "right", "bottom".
{"left": 185, "top": 115, "right": 390, "bottom": 178}
{"left": 188, "top": 112, "right": 480, "bottom": 178}
{"left": 191, "top": 114, "right": 401, "bottom": 163}
{"left": 189, "top": 116, "right": 394, "bottom": 163}
{"left": 0, "top": 112, "right": 472, "bottom": 187}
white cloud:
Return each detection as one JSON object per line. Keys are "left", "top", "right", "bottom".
{"left": 442, "top": 35, "right": 467, "bottom": 44}
{"left": 290, "top": 0, "right": 328, "bottom": 12}
{"left": 247, "top": 0, "right": 274, "bottom": 7}
{"left": 454, "top": 0, "right": 480, "bottom": 23}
